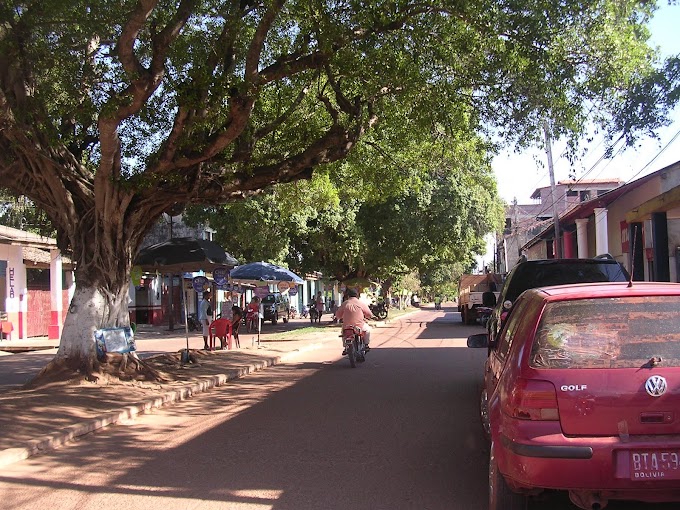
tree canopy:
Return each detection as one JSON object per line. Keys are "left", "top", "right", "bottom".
{"left": 186, "top": 128, "right": 504, "bottom": 289}
{"left": 0, "top": 0, "right": 677, "bottom": 368}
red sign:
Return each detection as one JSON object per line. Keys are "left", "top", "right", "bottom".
{"left": 620, "top": 221, "right": 629, "bottom": 253}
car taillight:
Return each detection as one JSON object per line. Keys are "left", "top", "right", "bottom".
{"left": 502, "top": 378, "right": 559, "bottom": 421}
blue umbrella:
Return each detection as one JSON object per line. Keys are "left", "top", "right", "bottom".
{"left": 229, "top": 261, "right": 304, "bottom": 284}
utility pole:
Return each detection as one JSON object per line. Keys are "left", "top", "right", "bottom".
{"left": 544, "top": 122, "right": 562, "bottom": 259}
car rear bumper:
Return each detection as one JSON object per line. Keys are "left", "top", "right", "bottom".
{"left": 498, "top": 430, "right": 680, "bottom": 495}
{"left": 502, "top": 434, "right": 593, "bottom": 459}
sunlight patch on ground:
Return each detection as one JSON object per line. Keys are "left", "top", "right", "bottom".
{"left": 228, "top": 488, "right": 284, "bottom": 500}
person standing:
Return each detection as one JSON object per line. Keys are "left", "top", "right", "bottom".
{"left": 330, "top": 299, "right": 338, "bottom": 323}
{"left": 199, "top": 289, "right": 212, "bottom": 350}
{"left": 315, "top": 291, "right": 324, "bottom": 320}
{"left": 231, "top": 303, "right": 243, "bottom": 348}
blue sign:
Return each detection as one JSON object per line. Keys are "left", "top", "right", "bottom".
{"left": 94, "top": 327, "right": 136, "bottom": 358}
{"left": 213, "top": 266, "right": 229, "bottom": 285}
{"left": 192, "top": 275, "right": 210, "bottom": 292}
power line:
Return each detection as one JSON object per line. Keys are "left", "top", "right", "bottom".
{"left": 504, "top": 117, "right": 680, "bottom": 236}
{"left": 626, "top": 127, "right": 680, "bottom": 183}
{"left": 514, "top": 126, "right": 680, "bottom": 243}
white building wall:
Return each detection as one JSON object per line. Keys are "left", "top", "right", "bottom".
{"left": 0, "top": 244, "right": 27, "bottom": 339}
{"left": 667, "top": 211, "right": 680, "bottom": 282}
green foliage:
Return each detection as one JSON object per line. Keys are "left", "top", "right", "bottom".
{"left": 420, "top": 263, "right": 467, "bottom": 298}
{"left": 1, "top": 0, "right": 677, "bottom": 362}
{"left": 0, "top": 191, "right": 56, "bottom": 237}
{"left": 392, "top": 271, "right": 422, "bottom": 295}
{"left": 3, "top": 0, "right": 676, "bottom": 187}
{"left": 184, "top": 193, "right": 291, "bottom": 265}
{"left": 185, "top": 127, "right": 505, "bottom": 286}
{"left": 1, "top": 0, "right": 677, "bottom": 291}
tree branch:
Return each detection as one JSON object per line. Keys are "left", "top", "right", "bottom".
{"left": 253, "top": 83, "right": 311, "bottom": 141}
{"left": 259, "top": 51, "right": 329, "bottom": 84}
{"left": 212, "top": 120, "right": 366, "bottom": 201}
{"left": 245, "top": 0, "right": 285, "bottom": 86}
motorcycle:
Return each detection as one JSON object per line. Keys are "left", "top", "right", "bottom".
{"left": 369, "top": 302, "right": 388, "bottom": 320}
{"left": 342, "top": 325, "right": 367, "bottom": 368}
{"left": 289, "top": 306, "right": 298, "bottom": 319}
{"left": 309, "top": 304, "right": 321, "bottom": 324}
{"left": 300, "top": 305, "right": 309, "bottom": 319}
{"left": 186, "top": 313, "right": 201, "bottom": 331}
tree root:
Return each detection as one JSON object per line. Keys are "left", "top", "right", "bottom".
{"left": 25, "top": 352, "right": 174, "bottom": 389}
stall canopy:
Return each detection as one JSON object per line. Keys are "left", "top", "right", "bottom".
{"left": 229, "top": 261, "right": 304, "bottom": 284}
{"left": 134, "top": 237, "right": 238, "bottom": 272}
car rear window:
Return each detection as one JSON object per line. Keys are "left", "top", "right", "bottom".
{"left": 262, "top": 295, "right": 276, "bottom": 303}
{"left": 507, "top": 262, "right": 628, "bottom": 302}
{"left": 530, "top": 296, "right": 680, "bottom": 369}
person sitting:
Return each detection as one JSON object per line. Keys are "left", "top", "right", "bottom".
{"left": 334, "top": 288, "right": 373, "bottom": 354}
{"left": 309, "top": 302, "right": 319, "bottom": 321}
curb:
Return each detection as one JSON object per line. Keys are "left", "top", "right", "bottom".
{"left": 0, "top": 339, "right": 332, "bottom": 468}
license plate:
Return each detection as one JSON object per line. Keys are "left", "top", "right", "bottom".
{"left": 630, "top": 450, "right": 680, "bottom": 480}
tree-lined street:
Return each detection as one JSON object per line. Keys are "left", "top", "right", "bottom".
{"left": 3, "top": 1, "right": 679, "bottom": 371}
{"left": 1, "top": 2, "right": 680, "bottom": 508}
{"left": 0, "top": 308, "right": 675, "bottom": 509}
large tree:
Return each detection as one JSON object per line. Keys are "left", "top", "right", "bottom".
{"left": 0, "top": 0, "right": 677, "bottom": 371}
{"left": 187, "top": 129, "right": 504, "bottom": 288}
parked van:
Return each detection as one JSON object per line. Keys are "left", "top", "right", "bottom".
{"left": 262, "top": 293, "right": 290, "bottom": 324}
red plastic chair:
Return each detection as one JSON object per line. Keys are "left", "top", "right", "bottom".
{"left": 209, "top": 318, "right": 232, "bottom": 350}
{"left": 0, "top": 321, "right": 12, "bottom": 340}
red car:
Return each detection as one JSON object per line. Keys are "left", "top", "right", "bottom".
{"left": 468, "top": 282, "right": 680, "bottom": 510}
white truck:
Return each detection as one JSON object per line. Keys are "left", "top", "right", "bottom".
{"left": 457, "top": 273, "right": 502, "bottom": 325}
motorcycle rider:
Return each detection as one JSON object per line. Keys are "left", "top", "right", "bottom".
{"left": 334, "top": 288, "right": 373, "bottom": 354}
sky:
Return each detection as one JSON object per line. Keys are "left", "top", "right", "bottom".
{"left": 492, "top": 2, "right": 680, "bottom": 204}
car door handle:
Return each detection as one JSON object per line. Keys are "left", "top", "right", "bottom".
{"left": 640, "top": 412, "right": 673, "bottom": 424}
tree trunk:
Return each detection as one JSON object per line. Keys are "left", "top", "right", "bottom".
{"left": 381, "top": 277, "right": 394, "bottom": 303}
{"left": 57, "top": 281, "right": 131, "bottom": 364}
{"left": 47, "top": 187, "right": 145, "bottom": 374}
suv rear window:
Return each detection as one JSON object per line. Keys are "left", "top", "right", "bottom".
{"left": 530, "top": 296, "right": 680, "bottom": 369}
{"left": 506, "top": 262, "right": 629, "bottom": 302}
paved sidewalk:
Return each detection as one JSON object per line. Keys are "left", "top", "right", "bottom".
{"left": 0, "top": 324, "right": 339, "bottom": 468}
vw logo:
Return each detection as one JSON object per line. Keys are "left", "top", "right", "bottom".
{"left": 645, "top": 375, "right": 668, "bottom": 397}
